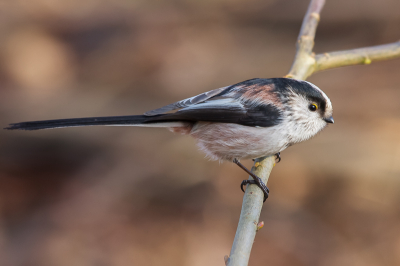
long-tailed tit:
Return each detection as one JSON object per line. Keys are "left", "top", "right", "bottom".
{"left": 5, "top": 78, "right": 334, "bottom": 201}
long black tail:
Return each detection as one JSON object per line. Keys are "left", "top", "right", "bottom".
{"left": 4, "top": 115, "right": 175, "bottom": 131}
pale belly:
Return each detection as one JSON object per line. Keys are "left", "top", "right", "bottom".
{"left": 189, "top": 122, "right": 289, "bottom": 161}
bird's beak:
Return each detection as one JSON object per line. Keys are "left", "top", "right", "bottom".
{"left": 323, "top": 116, "right": 334, "bottom": 124}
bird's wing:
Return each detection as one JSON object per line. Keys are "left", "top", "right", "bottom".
{"left": 144, "top": 78, "right": 281, "bottom": 117}
{"left": 146, "top": 97, "right": 282, "bottom": 128}
{"left": 144, "top": 86, "right": 231, "bottom": 116}
{"left": 144, "top": 78, "right": 283, "bottom": 127}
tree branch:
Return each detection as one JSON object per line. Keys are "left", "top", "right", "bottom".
{"left": 287, "top": 0, "right": 326, "bottom": 80}
{"left": 227, "top": 1, "right": 326, "bottom": 266}
{"left": 227, "top": 0, "right": 400, "bottom": 265}
{"left": 314, "top": 41, "right": 400, "bottom": 72}
{"left": 226, "top": 156, "right": 275, "bottom": 266}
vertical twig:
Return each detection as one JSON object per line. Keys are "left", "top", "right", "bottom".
{"left": 287, "top": 0, "right": 326, "bottom": 80}
{"left": 227, "top": 1, "right": 326, "bottom": 266}
{"left": 226, "top": 156, "right": 275, "bottom": 266}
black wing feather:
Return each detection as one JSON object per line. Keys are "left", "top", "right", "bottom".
{"left": 145, "top": 98, "right": 282, "bottom": 127}
{"left": 6, "top": 78, "right": 284, "bottom": 130}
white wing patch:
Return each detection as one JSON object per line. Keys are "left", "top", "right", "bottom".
{"left": 177, "top": 98, "right": 244, "bottom": 112}
{"left": 144, "top": 86, "right": 230, "bottom": 116}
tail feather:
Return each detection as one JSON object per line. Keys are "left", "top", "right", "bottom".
{"left": 4, "top": 115, "right": 187, "bottom": 131}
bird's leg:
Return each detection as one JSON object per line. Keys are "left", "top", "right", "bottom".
{"left": 232, "top": 159, "right": 269, "bottom": 202}
{"left": 275, "top": 152, "right": 281, "bottom": 163}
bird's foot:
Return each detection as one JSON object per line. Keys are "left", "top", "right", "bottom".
{"left": 275, "top": 152, "right": 281, "bottom": 163}
{"left": 240, "top": 178, "right": 269, "bottom": 202}
{"left": 233, "top": 158, "right": 270, "bottom": 202}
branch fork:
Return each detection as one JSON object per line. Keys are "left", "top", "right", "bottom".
{"left": 227, "top": 0, "right": 400, "bottom": 265}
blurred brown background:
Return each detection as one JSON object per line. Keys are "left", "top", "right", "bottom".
{"left": 1, "top": 0, "right": 400, "bottom": 265}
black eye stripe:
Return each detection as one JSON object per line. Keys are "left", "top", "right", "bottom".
{"left": 307, "top": 96, "right": 326, "bottom": 113}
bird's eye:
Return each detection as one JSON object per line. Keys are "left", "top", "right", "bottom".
{"left": 309, "top": 103, "right": 318, "bottom": 112}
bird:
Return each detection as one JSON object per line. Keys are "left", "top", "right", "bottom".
{"left": 5, "top": 78, "right": 334, "bottom": 201}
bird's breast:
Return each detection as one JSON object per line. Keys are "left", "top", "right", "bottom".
{"left": 190, "top": 122, "right": 289, "bottom": 161}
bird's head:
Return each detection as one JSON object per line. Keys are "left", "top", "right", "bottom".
{"left": 275, "top": 78, "right": 334, "bottom": 143}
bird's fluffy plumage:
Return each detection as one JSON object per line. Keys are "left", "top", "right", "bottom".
{"left": 5, "top": 78, "right": 333, "bottom": 161}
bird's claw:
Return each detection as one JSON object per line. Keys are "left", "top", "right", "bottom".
{"left": 275, "top": 152, "right": 281, "bottom": 163}
{"left": 234, "top": 158, "right": 269, "bottom": 202}
{"left": 240, "top": 179, "right": 252, "bottom": 193}
{"left": 241, "top": 179, "right": 269, "bottom": 202}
